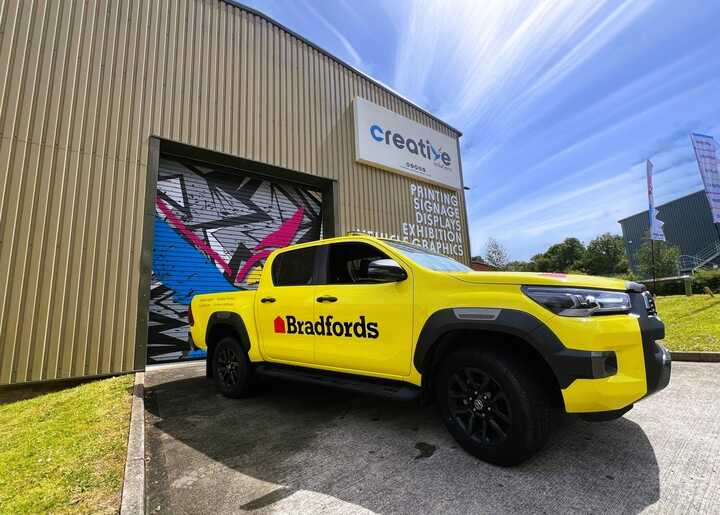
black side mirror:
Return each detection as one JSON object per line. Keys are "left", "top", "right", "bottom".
{"left": 366, "top": 258, "right": 407, "bottom": 282}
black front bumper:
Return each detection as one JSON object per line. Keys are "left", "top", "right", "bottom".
{"left": 642, "top": 323, "right": 672, "bottom": 396}
{"left": 630, "top": 292, "right": 671, "bottom": 397}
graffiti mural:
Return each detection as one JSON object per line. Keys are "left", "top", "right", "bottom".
{"left": 148, "top": 158, "right": 323, "bottom": 363}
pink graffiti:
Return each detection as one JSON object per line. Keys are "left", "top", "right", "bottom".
{"left": 155, "top": 197, "right": 233, "bottom": 277}
{"left": 235, "top": 207, "right": 305, "bottom": 282}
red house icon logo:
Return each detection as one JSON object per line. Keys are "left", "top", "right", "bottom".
{"left": 274, "top": 316, "right": 285, "bottom": 333}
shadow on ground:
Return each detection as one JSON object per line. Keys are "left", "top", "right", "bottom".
{"left": 145, "top": 363, "right": 659, "bottom": 514}
{"left": 0, "top": 376, "right": 123, "bottom": 405}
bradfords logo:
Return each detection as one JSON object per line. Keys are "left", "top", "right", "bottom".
{"left": 369, "top": 124, "right": 452, "bottom": 169}
{"left": 274, "top": 315, "right": 379, "bottom": 339}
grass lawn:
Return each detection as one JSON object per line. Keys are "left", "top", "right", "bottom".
{"left": 655, "top": 294, "right": 720, "bottom": 352}
{"left": 0, "top": 374, "right": 134, "bottom": 514}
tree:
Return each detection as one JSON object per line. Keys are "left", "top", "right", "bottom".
{"left": 635, "top": 240, "right": 681, "bottom": 278}
{"left": 530, "top": 252, "right": 552, "bottom": 272}
{"left": 583, "top": 233, "right": 628, "bottom": 276}
{"left": 531, "top": 238, "right": 586, "bottom": 272}
{"left": 506, "top": 260, "right": 534, "bottom": 272}
{"left": 484, "top": 237, "right": 509, "bottom": 270}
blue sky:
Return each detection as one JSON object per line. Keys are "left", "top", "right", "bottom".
{"left": 241, "top": 0, "right": 720, "bottom": 261}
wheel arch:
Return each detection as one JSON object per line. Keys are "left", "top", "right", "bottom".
{"left": 205, "top": 312, "right": 251, "bottom": 377}
{"left": 421, "top": 327, "right": 564, "bottom": 409}
{"left": 414, "top": 308, "right": 604, "bottom": 410}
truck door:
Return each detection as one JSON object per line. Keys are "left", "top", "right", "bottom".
{"left": 313, "top": 242, "right": 413, "bottom": 376}
{"left": 256, "top": 246, "right": 318, "bottom": 363}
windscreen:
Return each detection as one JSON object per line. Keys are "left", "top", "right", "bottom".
{"left": 384, "top": 240, "right": 471, "bottom": 272}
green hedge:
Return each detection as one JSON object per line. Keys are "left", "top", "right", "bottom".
{"left": 637, "top": 268, "right": 720, "bottom": 296}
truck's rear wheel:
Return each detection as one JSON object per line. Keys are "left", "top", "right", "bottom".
{"left": 212, "top": 336, "right": 252, "bottom": 398}
{"left": 436, "top": 347, "right": 552, "bottom": 466}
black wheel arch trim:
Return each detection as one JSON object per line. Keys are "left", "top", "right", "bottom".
{"left": 206, "top": 312, "right": 252, "bottom": 351}
{"left": 413, "top": 308, "right": 617, "bottom": 390}
{"left": 205, "top": 312, "right": 251, "bottom": 377}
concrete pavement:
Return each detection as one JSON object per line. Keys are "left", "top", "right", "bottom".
{"left": 144, "top": 361, "right": 720, "bottom": 514}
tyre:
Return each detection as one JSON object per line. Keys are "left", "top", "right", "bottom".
{"left": 211, "top": 336, "right": 252, "bottom": 398}
{"left": 435, "top": 347, "right": 552, "bottom": 466}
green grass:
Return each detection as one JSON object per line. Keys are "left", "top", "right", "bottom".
{"left": 656, "top": 294, "right": 720, "bottom": 352}
{"left": 0, "top": 374, "right": 134, "bottom": 514}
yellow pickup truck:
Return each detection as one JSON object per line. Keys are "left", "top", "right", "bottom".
{"left": 189, "top": 234, "right": 671, "bottom": 465}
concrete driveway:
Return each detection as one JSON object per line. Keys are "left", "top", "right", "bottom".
{"left": 145, "top": 361, "right": 720, "bottom": 514}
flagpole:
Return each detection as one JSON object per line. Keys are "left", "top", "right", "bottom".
{"left": 651, "top": 238, "right": 656, "bottom": 295}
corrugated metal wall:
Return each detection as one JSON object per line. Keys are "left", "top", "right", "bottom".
{"left": 0, "top": 0, "right": 467, "bottom": 384}
{"left": 619, "top": 190, "right": 720, "bottom": 271}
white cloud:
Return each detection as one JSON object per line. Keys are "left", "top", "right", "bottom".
{"left": 466, "top": 71, "right": 720, "bottom": 213}
{"left": 390, "top": 0, "right": 657, "bottom": 130}
{"left": 304, "top": 2, "right": 365, "bottom": 70}
{"left": 249, "top": 0, "right": 720, "bottom": 260}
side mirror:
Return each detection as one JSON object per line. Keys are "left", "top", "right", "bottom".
{"left": 366, "top": 258, "right": 407, "bottom": 282}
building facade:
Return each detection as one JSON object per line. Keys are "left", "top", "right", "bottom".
{"left": 618, "top": 190, "right": 720, "bottom": 273}
{"left": 0, "top": 0, "right": 468, "bottom": 384}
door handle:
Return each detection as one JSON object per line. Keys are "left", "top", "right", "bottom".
{"left": 260, "top": 297, "right": 276, "bottom": 303}
{"left": 316, "top": 295, "right": 338, "bottom": 303}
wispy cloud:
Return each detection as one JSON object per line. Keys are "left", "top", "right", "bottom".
{"left": 391, "top": 0, "right": 653, "bottom": 130}
{"left": 303, "top": 2, "right": 365, "bottom": 70}
{"left": 385, "top": 0, "right": 720, "bottom": 258}
{"left": 237, "top": 0, "right": 720, "bottom": 260}
{"left": 466, "top": 70, "right": 720, "bottom": 214}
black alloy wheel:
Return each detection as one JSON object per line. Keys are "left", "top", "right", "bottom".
{"left": 436, "top": 347, "right": 553, "bottom": 466}
{"left": 212, "top": 336, "right": 252, "bottom": 398}
{"left": 447, "top": 367, "right": 513, "bottom": 446}
{"left": 216, "top": 343, "right": 242, "bottom": 388}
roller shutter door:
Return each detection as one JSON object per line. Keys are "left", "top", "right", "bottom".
{"left": 149, "top": 157, "right": 323, "bottom": 363}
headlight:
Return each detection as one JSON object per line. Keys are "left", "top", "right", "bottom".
{"left": 522, "top": 286, "right": 631, "bottom": 317}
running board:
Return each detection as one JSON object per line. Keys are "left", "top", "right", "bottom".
{"left": 254, "top": 363, "right": 421, "bottom": 401}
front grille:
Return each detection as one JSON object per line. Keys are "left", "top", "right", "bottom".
{"left": 641, "top": 291, "right": 657, "bottom": 316}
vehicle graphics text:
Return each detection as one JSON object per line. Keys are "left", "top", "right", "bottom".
{"left": 274, "top": 315, "right": 379, "bottom": 339}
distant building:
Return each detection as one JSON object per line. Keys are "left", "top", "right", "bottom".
{"left": 618, "top": 190, "right": 720, "bottom": 272}
{"left": 470, "top": 258, "right": 497, "bottom": 272}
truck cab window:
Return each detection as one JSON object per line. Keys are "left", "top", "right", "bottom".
{"left": 325, "top": 242, "right": 399, "bottom": 284}
{"left": 272, "top": 247, "right": 317, "bottom": 286}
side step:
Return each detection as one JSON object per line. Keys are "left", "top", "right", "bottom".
{"left": 254, "top": 363, "right": 421, "bottom": 401}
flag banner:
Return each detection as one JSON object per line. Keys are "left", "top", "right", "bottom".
{"left": 646, "top": 160, "right": 666, "bottom": 241}
{"left": 690, "top": 133, "right": 720, "bottom": 223}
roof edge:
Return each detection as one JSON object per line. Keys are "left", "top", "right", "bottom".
{"left": 222, "top": 0, "right": 463, "bottom": 137}
{"left": 617, "top": 189, "right": 706, "bottom": 223}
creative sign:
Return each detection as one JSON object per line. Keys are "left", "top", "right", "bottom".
{"left": 353, "top": 97, "right": 461, "bottom": 189}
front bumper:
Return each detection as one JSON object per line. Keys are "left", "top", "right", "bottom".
{"left": 554, "top": 291, "right": 671, "bottom": 413}
{"left": 629, "top": 289, "right": 671, "bottom": 398}
{"left": 639, "top": 319, "right": 671, "bottom": 397}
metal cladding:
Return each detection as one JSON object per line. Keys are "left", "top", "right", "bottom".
{"left": 0, "top": 0, "right": 467, "bottom": 384}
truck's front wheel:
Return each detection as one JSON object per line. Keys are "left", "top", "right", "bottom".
{"left": 211, "top": 336, "right": 252, "bottom": 398}
{"left": 436, "top": 347, "right": 552, "bottom": 466}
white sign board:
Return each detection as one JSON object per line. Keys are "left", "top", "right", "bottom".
{"left": 690, "top": 133, "right": 720, "bottom": 223}
{"left": 353, "top": 97, "right": 461, "bottom": 189}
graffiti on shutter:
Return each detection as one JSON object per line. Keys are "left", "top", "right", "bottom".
{"left": 149, "top": 158, "right": 323, "bottom": 363}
